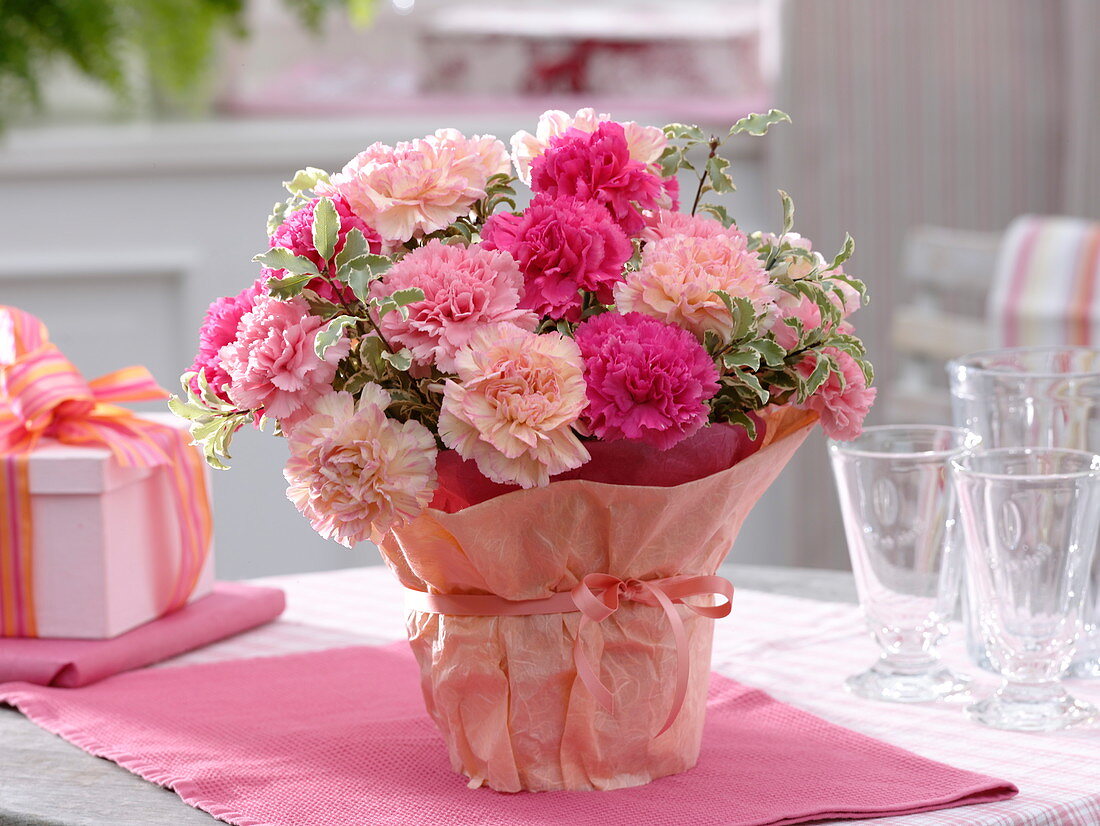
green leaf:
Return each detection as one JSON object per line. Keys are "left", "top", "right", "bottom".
{"left": 347, "top": 267, "right": 373, "bottom": 304}
{"left": 725, "top": 369, "right": 769, "bottom": 404}
{"left": 706, "top": 155, "right": 736, "bottom": 193}
{"left": 266, "top": 272, "right": 315, "bottom": 300}
{"left": 267, "top": 201, "right": 290, "bottom": 237}
{"left": 333, "top": 229, "right": 371, "bottom": 274}
{"left": 663, "top": 123, "right": 707, "bottom": 143}
{"left": 283, "top": 167, "right": 330, "bottom": 196}
{"left": 657, "top": 146, "right": 683, "bottom": 178}
{"left": 729, "top": 109, "right": 791, "bottom": 137}
{"left": 391, "top": 287, "right": 425, "bottom": 307}
{"left": 314, "top": 315, "right": 357, "bottom": 359}
{"left": 713, "top": 290, "right": 756, "bottom": 342}
{"left": 803, "top": 353, "right": 833, "bottom": 398}
{"left": 725, "top": 410, "right": 758, "bottom": 441}
{"left": 253, "top": 247, "right": 320, "bottom": 276}
{"left": 748, "top": 338, "right": 786, "bottom": 368}
{"left": 698, "top": 203, "right": 736, "bottom": 228}
{"left": 703, "top": 329, "right": 722, "bottom": 354}
{"left": 381, "top": 348, "right": 414, "bottom": 371}
{"left": 778, "top": 189, "right": 795, "bottom": 235}
{"left": 829, "top": 233, "right": 856, "bottom": 271}
{"left": 359, "top": 335, "right": 387, "bottom": 375}
{"left": 311, "top": 197, "right": 339, "bottom": 262}
{"left": 722, "top": 350, "right": 761, "bottom": 370}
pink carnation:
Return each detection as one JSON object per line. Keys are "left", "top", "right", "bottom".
{"left": 481, "top": 195, "right": 632, "bottom": 321}
{"left": 438, "top": 323, "right": 590, "bottom": 488}
{"left": 219, "top": 295, "right": 350, "bottom": 426}
{"left": 616, "top": 230, "right": 778, "bottom": 342}
{"left": 188, "top": 279, "right": 264, "bottom": 400}
{"left": 574, "top": 312, "right": 719, "bottom": 450}
{"left": 796, "top": 348, "right": 876, "bottom": 441}
{"left": 510, "top": 107, "right": 668, "bottom": 185}
{"left": 323, "top": 129, "right": 509, "bottom": 244}
{"left": 372, "top": 239, "right": 537, "bottom": 373}
{"left": 530, "top": 122, "right": 664, "bottom": 237}
{"left": 284, "top": 386, "right": 438, "bottom": 546}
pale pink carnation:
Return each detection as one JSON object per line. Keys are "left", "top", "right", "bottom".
{"left": 615, "top": 230, "right": 779, "bottom": 342}
{"left": 372, "top": 240, "right": 537, "bottom": 373}
{"left": 438, "top": 324, "right": 590, "bottom": 488}
{"left": 828, "top": 276, "right": 862, "bottom": 317}
{"left": 510, "top": 108, "right": 667, "bottom": 185}
{"left": 640, "top": 209, "right": 738, "bottom": 245}
{"left": 219, "top": 295, "right": 350, "bottom": 426}
{"left": 796, "top": 348, "right": 877, "bottom": 441}
{"left": 530, "top": 122, "right": 664, "bottom": 237}
{"left": 769, "top": 291, "right": 822, "bottom": 350}
{"left": 481, "top": 194, "right": 632, "bottom": 321}
{"left": 188, "top": 279, "right": 264, "bottom": 400}
{"left": 322, "top": 130, "right": 509, "bottom": 244}
{"left": 284, "top": 386, "right": 437, "bottom": 546}
{"left": 574, "top": 312, "right": 719, "bottom": 450}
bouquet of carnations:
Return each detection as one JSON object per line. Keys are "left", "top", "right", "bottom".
{"left": 173, "top": 107, "right": 874, "bottom": 792}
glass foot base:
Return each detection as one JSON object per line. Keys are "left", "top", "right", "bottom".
{"left": 966, "top": 690, "right": 1097, "bottom": 732}
{"left": 846, "top": 662, "right": 971, "bottom": 703}
{"left": 1068, "top": 656, "right": 1100, "bottom": 679}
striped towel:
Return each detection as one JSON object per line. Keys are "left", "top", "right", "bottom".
{"left": 989, "top": 215, "right": 1100, "bottom": 346}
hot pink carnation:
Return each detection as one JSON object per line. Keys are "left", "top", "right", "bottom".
{"left": 188, "top": 279, "right": 264, "bottom": 400}
{"left": 796, "top": 348, "right": 876, "bottom": 441}
{"left": 284, "top": 386, "right": 437, "bottom": 546}
{"left": 270, "top": 195, "right": 382, "bottom": 270}
{"left": 510, "top": 107, "right": 668, "bottom": 185}
{"left": 574, "top": 312, "right": 719, "bottom": 450}
{"left": 323, "top": 129, "right": 509, "bottom": 244}
{"left": 219, "top": 295, "right": 350, "bottom": 426}
{"left": 530, "top": 122, "right": 664, "bottom": 237}
{"left": 616, "top": 230, "right": 778, "bottom": 342}
{"left": 481, "top": 195, "right": 632, "bottom": 321}
{"left": 438, "top": 323, "right": 590, "bottom": 488}
{"left": 372, "top": 239, "right": 537, "bottom": 373}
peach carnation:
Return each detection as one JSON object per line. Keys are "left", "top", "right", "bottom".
{"left": 796, "top": 348, "right": 877, "bottom": 441}
{"left": 640, "top": 209, "right": 736, "bottom": 245}
{"left": 372, "top": 240, "right": 538, "bottom": 373}
{"left": 284, "top": 386, "right": 437, "bottom": 546}
{"left": 323, "top": 129, "right": 509, "bottom": 244}
{"left": 615, "top": 230, "right": 779, "bottom": 342}
{"left": 438, "top": 324, "right": 590, "bottom": 488}
{"left": 219, "top": 295, "right": 349, "bottom": 425}
{"left": 510, "top": 108, "right": 667, "bottom": 185}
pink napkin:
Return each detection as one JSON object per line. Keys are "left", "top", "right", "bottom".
{"left": 0, "top": 643, "right": 1016, "bottom": 826}
{"left": 0, "top": 583, "right": 284, "bottom": 687}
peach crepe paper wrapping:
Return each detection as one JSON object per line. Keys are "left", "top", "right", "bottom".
{"left": 378, "top": 406, "right": 817, "bottom": 793}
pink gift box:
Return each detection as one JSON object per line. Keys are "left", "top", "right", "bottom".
{"left": 11, "top": 413, "right": 214, "bottom": 639}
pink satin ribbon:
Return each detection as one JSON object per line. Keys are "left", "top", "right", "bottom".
{"left": 404, "top": 573, "right": 734, "bottom": 736}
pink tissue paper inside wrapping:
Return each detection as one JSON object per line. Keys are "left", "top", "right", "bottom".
{"left": 0, "top": 583, "right": 285, "bottom": 687}
{"left": 380, "top": 408, "right": 820, "bottom": 791}
{"left": 0, "top": 643, "right": 1017, "bottom": 826}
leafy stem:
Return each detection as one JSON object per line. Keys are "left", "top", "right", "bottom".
{"left": 690, "top": 136, "right": 722, "bottom": 216}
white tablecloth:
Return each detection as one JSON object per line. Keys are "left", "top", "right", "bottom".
{"left": 161, "top": 566, "right": 1100, "bottom": 826}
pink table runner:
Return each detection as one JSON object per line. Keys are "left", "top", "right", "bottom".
{"left": 0, "top": 642, "right": 1015, "bottom": 826}
{"left": 0, "top": 583, "right": 285, "bottom": 687}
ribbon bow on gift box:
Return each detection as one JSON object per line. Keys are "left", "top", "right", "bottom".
{"left": 0, "top": 306, "right": 212, "bottom": 637}
{"left": 405, "top": 572, "right": 734, "bottom": 735}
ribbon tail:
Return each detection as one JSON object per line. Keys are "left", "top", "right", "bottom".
{"left": 572, "top": 615, "right": 615, "bottom": 714}
{"left": 647, "top": 583, "right": 691, "bottom": 737}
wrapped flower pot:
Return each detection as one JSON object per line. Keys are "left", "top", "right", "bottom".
{"left": 174, "top": 107, "right": 875, "bottom": 792}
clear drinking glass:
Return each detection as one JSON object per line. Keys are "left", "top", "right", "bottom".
{"left": 949, "top": 346, "right": 1100, "bottom": 677}
{"left": 828, "top": 425, "right": 976, "bottom": 702}
{"left": 952, "top": 448, "right": 1100, "bottom": 731}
